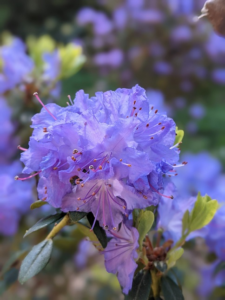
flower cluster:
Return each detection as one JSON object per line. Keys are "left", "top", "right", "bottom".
{"left": 0, "top": 34, "right": 85, "bottom": 99}
{"left": 19, "top": 84, "right": 180, "bottom": 292}
{"left": 75, "top": 0, "right": 225, "bottom": 103}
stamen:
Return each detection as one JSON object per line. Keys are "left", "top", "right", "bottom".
{"left": 15, "top": 171, "right": 41, "bottom": 181}
{"left": 170, "top": 142, "right": 182, "bottom": 149}
{"left": 67, "top": 95, "right": 73, "bottom": 105}
{"left": 17, "top": 145, "right": 27, "bottom": 151}
{"left": 149, "top": 183, "right": 173, "bottom": 199}
{"left": 73, "top": 149, "right": 79, "bottom": 154}
{"left": 90, "top": 197, "right": 101, "bottom": 231}
{"left": 155, "top": 110, "right": 158, "bottom": 114}
{"left": 43, "top": 127, "right": 47, "bottom": 132}
{"left": 33, "top": 92, "right": 57, "bottom": 120}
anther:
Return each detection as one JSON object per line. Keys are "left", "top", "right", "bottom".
{"left": 139, "top": 107, "right": 142, "bottom": 110}
{"left": 66, "top": 102, "right": 70, "bottom": 106}
{"left": 81, "top": 184, "right": 84, "bottom": 187}
{"left": 77, "top": 207, "right": 79, "bottom": 211}
{"left": 133, "top": 107, "right": 137, "bottom": 110}
{"left": 143, "top": 195, "right": 147, "bottom": 199}
{"left": 93, "top": 159, "right": 97, "bottom": 162}
{"left": 127, "top": 164, "right": 131, "bottom": 167}
{"left": 14, "top": 176, "right": 19, "bottom": 180}
{"left": 155, "top": 109, "right": 158, "bottom": 114}
{"left": 146, "top": 124, "right": 149, "bottom": 127}
{"left": 43, "top": 127, "right": 47, "bottom": 132}
{"left": 135, "top": 113, "right": 138, "bottom": 117}
{"left": 44, "top": 190, "right": 47, "bottom": 194}
{"left": 77, "top": 197, "right": 81, "bottom": 200}
{"left": 113, "top": 227, "right": 117, "bottom": 231}
{"left": 71, "top": 156, "right": 76, "bottom": 161}
{"left": 42, "top": 197, "right": 47, "bottom": 201}
{"left": 161, "top": 126, "right": 165, "bottom": 130}
{"left": 53, "top": 167, "right": 58, "bottom": 170}
{"left": 75, "top": 180, "right": 80, "bottom": 184}
{"left": 158, "top": 122, "right": 162, "bottom": 125}
{"left": 182, "top": 161, "right": 188, "bottom": 165}
{"left": 92, "top": 192, "right": 96, "bottom": 196}
{"left": 77, "top": 168, "right": 81, "bottom": 171}
{"left": 89, "top": 165, "right": 94, "bottom": 170}
{"left": 151, "top": 106, "right": 154, "bottom": 110}
{"left": 120, "top": 159, "right": 122, "bottom": 162}
{"left": 17, "top": 145, "right": 27, "bottom": 151}
{"left": 170, "top": 196, "right": 174, "bottom": 199}
{"left": 150, "top": 137, "right": 154, "bottom": 140}
{"left": 133, "top": 100, "right": 136, "bottom": 105}
{"left": 67, "top": 95, "right": 73, "bottom": 105}
{"left": 99, "top": 165, "right": 103, "bottom": 170}
{"left": 123, "top": 206, "right": 126, "bottom": 210}
{"left": 73, "top": 149, "right": 79, "bottom": 154}
{"left": 33, "top": 92, "right": 57, "bottom": 121}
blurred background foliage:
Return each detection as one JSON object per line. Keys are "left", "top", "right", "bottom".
{"left": 1, "top": 0, "right": 225, "bottom": 299}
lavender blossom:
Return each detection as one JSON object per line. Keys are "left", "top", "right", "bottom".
{"left": 104, "top": 223, "right": 139, "bottom": 294}
{"left": 19, "top": 85, "right": 180, "bottom": 230}
{"left": 0, "top": 162, "right": 34, "bottom": 236}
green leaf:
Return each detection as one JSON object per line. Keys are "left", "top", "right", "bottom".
{"left": 18, "top": 239, "right": 53, "bottom": 284}
{"left": 69, "top": 211, "right": 87, "bottom": 223}
{"left": 213, "top": 261, "right": 225, "bottom": 277}
{"left": 30, "top": 200, "right": 48, "bottom": 210}
{"left": 167, "top": 248, "right": 184, "bottom": 269}
{"left": 174, "top": 127, "right": 184, "bottom": 145}
{"left": 0, "top": 250, "right": 28, "bottom": 276}
{"left": 182, "top": 210, "right": 190, "bottom": 236}
{"left": 189, "top": 193, "right": 219, "bottom": 232}
{"left": 24, "top": 213, "right": 65, "bottom": 238}
{"left": 0, "top": 268, "right": 19, "bottom": 295}
{"left": 76, "top": 222, "right": 103, "bottom": 251}
{"left": 87, "top": 213, "right": 108, "bottom": 248}
{"left": 137, "top": 211, "right": 154, "bottom": 249}
{"left": 125, "top": 270, "right": 152, "bottom": 300}
{"left": 161, "top": 276, "right": 184, "bottom": 300}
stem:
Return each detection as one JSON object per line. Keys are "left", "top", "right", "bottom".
{"left": 46, "top": 214, "right": 70, "bottom": 240}
{"left": 151, "top": 270, "right": 161, "bottom": 297}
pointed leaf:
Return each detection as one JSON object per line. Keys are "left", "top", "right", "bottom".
{"left": 0, "top": 268, "right": 19, "bottom": 295}
{"left": 167, "top": 248, "right": 184, "bottom": 269}
{"left": 161, "top": 276, "right": 184, "bottom": 300}
{"left": 18, "top": 239, "right": 53, "bottom": 284}
{"left": 24, "top": 213, "right": 65, "bottom": 237}
{"left": 76, "top": 222, "right": 104, "bottom": 251}
{"left": 174, "top": 127, "right": 184, "bottom": 145}
{"left": 125, "top": 270, "right": 152, "bottom": 300}
{"left": 137, "top": 211, "right": 154, "bottom": 249}
{"left": 182, "top": 210, "right": 190, "bottom": 236}
{"left": 69, "top": 211, "right": 87, "bottom": 223}
{"left": 87, "top": 213, "right": 108, "bottom": 248}
{"left": 0, "top": 250, "right": 28, "bottom": 276}
{"left": 189, "top": 193, "right": 219, "bottom": 232}
{"left": 30, "top": 200, "right": 48, "bottom": 210}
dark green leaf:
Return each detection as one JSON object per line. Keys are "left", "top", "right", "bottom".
{"left": 24, "top": 213, "right": 65, "bottom": 238}
{"left": 69, "top": 211, "right": 87, "bottom": 223}
{"left": 213, "top": 261, "right": 225, "bottom": 277}
{"left": 0, "top": 250, "right": 28, "bottom": 276}
{"left": 87, "top": 213, "right": 107, "bottom": 248}
{"left": 161, "top": 276, "right": 184, "bottom": 300}
{"left": 0, "top": 268, "right": 19, "bottom": 295}
{"left": 18, "top": 239, "right": 53, "bottom": 284}
{"left": 154, "top": 261, "right": 167, "bottom": 273}
{"left": 30, "top": 200, "right": 48, "bottom": 210}
{"left": 125, "top": 270, "right": 151, "bottom": 300}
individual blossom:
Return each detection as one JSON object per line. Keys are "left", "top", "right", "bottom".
{"left": 104, "top": 222, "right": 139, "bottom": 294}
{"left": 0, "top": 37, "right": 34, "bottom": 94}
{"left": 19, "top": 85, "right": 180, "bottom": 230}
{"left": 0, "top": 161, "right": 34, "bottom": 236}
{"left": 0, "top": 97, "right": 17, "bottom": 163}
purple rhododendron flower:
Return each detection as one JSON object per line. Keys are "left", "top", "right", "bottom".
{"left": 74, "top": 239, "right": 98, "bottom": 269}
{"left": 104, "top": 223, "right": 139, "bottom": 294}
{"left": 0, "top": 161, "right": 34, "bottom": 236}
{"left": 0, "top": 97, "right": 17, "bottom": 162}
{"left": 19, "top": 85, "right": 179, "bottom": 231}
{"left": 0, "top": 37, "right": 33, "bottom": 94}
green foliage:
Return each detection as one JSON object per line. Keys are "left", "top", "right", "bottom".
{"left": 125, "top": 270, "right": 152, "bottom": 300}
{"left": 30, "top": 200, "right": 48, "bottom": 210}
{"left": 161, "top": 276, "right": 184, "bottom": 300}
{"left": 188, "top": 193, "right": 219, "bottom": 232}
{"left": 174, "top": 127, "right": 184, "bottom": 145}
{"left": 137, "top": 210, "right": 154, "bottom": 249}
{"left": 181, "top": 210, "right": 190, "bottom": 236}
{"left": 0, "top": 250, "right": 28, "bottom": 277}
{"left": 76, "top": 222, "right": 104, "bottom": 251}
{"left": 167, "top": 248, "right": 184, "bottom": 269}
{"left": 0, "top": 268, "right": 19, "bottom": 295}
{"left": 69, "top": 211, "right": 87, "bottom": 223}
{"left": 87, "top": 213, "right": 108, "bottom": 249}
{"left": 18, "top": 239, "right": 53, "bottom": 284}
{"left": 24, "top": 212, "right": 65, "bottom": 238}
{"left": 213, "top": 261, "right": 225, "bottom": 277}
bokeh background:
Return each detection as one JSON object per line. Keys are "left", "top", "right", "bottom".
{"left": 1, "top": 0, "right": 225, "bottom": 299}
